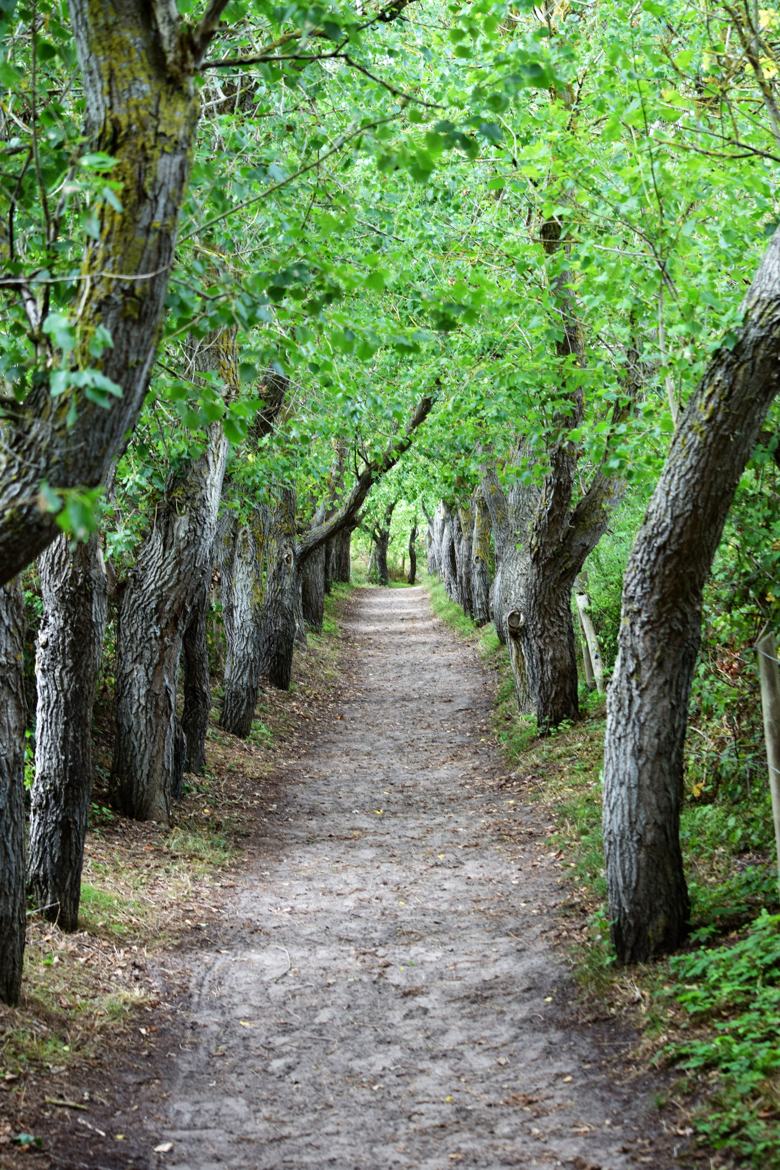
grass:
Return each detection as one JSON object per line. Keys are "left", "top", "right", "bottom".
{"left": 424, "top": 572, "right": 780, "bottom": 1167}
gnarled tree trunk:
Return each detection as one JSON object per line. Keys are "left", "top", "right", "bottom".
{"left": 28, "top": 536, "right": 107, "bottom": 931}
{"left": 112, "top": 422, "right": 228, "bottom": 821}
{"left": 0, "top": 1, "right": 202, "bottom": 583}
{"left": 0, "top": 581, "right": 26, "bottom": 1005}
{"left": 604, "top": 229, "right": 780, "bottom": 964}
{"left": 220, "top": 514, "right": 265, "bottom": 737}
{"left": 258, "top": 488, "right": 298, "bottom": 692}
{"left": 181, "top": 580, "right": 211, "bottom": 774}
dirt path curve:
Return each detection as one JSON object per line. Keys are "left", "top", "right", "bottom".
{"left": 152, "top": 587, "right": 673, "bottom": 1170}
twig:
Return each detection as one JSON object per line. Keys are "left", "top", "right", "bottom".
{"left": 45, "top": 1097, "right": 89, "bottom": 1112}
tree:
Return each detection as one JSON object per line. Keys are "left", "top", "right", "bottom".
{"left": 0, "top": 582, "right": 26, "bottom": 1005}
{"left": 603, "top": 228, "right": 780, "bottom": 963}
{"left": 28, "top": 537, "right": 107, "bottom": 929}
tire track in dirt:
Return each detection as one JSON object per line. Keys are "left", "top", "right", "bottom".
{"left": 149, "top": 587, "right": 678, "bottom": 1170}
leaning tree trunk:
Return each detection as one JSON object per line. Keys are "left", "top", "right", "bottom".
{"left": 0, "top": 581, "right": 26, "bottom": 1005}
{"left": 258, "top": 488, "right": 298, "bottom": 691}
{"left": 112, "top": 423, "right": 228, "bottom": 821}
{"left": 471, "top": 486, "right": 491, "bottom": 627}
{"left": 181, "top": 580, "right": 211, "bottom": 773}
{"left": 28, "top": 536, "right": 107, "bottom": 931}
{"left": 604, "top": 227, "right": 780, "bottom": 964}
{"left": 0, "top": 1, "right": 201, "bottom": 584}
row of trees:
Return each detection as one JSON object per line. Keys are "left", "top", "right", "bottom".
{"left": 1, "top": 0, "right": 779, "bottom": 1004}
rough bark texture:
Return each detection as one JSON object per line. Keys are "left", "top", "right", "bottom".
{"left": 456, "top": 505, "right": 474, "bottom": 617}
{"left": 332, "top": 528, "right": 352, "bottom": 583}
{"left": 28, "top": 537, "right": 107, "bottom": 931}
{"left": 373, "top": 531, "right": 391, "bottom": 586}
{"left": 258, "top": 488, "right": 298, "bottom": 692}
{"left": 300, "top": 506, "right": 327, "bottom": 631}
{"left": 604, "top": 228, "right": 780, "bottom": 963}
{"left": 182, "top": 580, "right": 211, "bottom": 774}
{"left": 440, "top": 506, "right": 459, "bottom": 603}
{"left": 220, "top": 516, "right": 264, "bottom": 737}
{"left": 0, "top": 580, "right": 26, "bottom": 1005}
{"left": 112, "top": 422, "right": 227, "bottom": 821}
{"left": 470, "top": 487, "right": 491, "bottom": 627}
{"left": 0, "top": 1, "right": 201, "bottom": 583}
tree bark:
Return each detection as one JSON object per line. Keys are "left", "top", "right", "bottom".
{"left": 0, "top": 1, "right": 201, "bottom": 584}
{"left": 374, "top": 530, "right": 391, "bottom": 586}
{"left": 28, "top": 536, "right": 107, "bottom": 931}
{"left": 181, "top": 580, "right": 211, "bottom": 774}
{"left": 603, "top": 228, "right": 780, "bottom": 964}
{"left": 456, "top": 504, "right": 474, "bottom": 617}
{"left": 112, "top": 422, "right": 228, "bottom": 821}
{"left": 219, "top": 515, "right": 265, "bottom": 737}
{"left": 440, "top": 505, "right": 459, "bottom": 602}
{"left": 0, "top": 581, "right": 26, "bottom": 1005}
{"left": 300, "top": 506, "right": 327, "bottom": 631}
{"left": 407, "top": 520, "right": 418, "bottom": 585}
{"left": 471, "top": 486, "right": 491, "bottom": 627}
{"left": 258, "top": 488, "right": 298, "bottom": 691}
{"left": 333, "top": 527, "right": 352, "bottom": 582}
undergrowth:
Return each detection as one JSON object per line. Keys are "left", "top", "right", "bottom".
{"left": 425, "top": 574, "right": 780, "bottom": 1167}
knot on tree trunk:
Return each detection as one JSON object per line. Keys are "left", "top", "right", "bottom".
{"left": 507, "top": 609, "right": 526, "bottom": 639}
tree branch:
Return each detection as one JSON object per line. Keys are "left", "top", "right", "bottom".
{"left": 297, "top": 392, "right": 434, "bottom": 564}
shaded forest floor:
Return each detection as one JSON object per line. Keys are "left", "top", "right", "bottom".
{"left": 2, "top": 586, "right": 725, "bottom": 1169}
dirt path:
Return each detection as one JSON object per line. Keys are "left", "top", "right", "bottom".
{"left": 145, "top": 587, "right": 676, "bottom": 1170}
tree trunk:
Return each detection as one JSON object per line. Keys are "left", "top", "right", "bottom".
{"left": 367, "top": 543, "right": 378, "bottom": 583}
{"left": 181, "top": 580, "right": 211, "bottom": 774}
{"left": 440, "top": 506, "right": 459, "bottom": 602}
{"left": 28, "top": 536, "right": 107, "bottom": 931}
{"left": 300, "top": 505, "right": 327, "bottom": 632}
{"left": 0, "top": 581, "right": 26, "bottom": 1005}
{"left": 407, "top": 521, "right": 418, "bottom": 585}
{"left": 603, "top": 228, "right": 780, "bottom": 964}
{"left": 471, "top": 486, "right": 491, "bottom": 627}
{"left": 456, "top": 504, "right": 474, "bottom": 617}
{"left": 220, "top": 516, "right": 264, "bottom": 738}
{"left": 333, "top": 528, "right": 352, "bottom": 582}
{"left": 258, "top": 488, "right": 298, "bottom": 691}
{"left": 374, "top": 530, "right": 391, "bottom": 586}
{"left": 112, "top": 423, "right": 228, "bottom": 821}
{"left": 0, "top": 2, "right": 201, "bottom": 584}
{"left": 521, "top": 573, "right": 579, "bottom": 733}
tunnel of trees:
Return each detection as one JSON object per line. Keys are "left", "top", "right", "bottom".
{"left": 0, "top": 0, "right": 778, "bottom": 1026}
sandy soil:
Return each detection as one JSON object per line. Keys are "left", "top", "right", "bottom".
{"left": 119, "top": 586, "right": 684, "bottom": 1170}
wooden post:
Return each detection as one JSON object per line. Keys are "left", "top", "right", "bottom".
{"left": 577, "top": 616, "right": 596, "bottom": 691}
{"left": 574, "top": 577, "right": 604, "bottom": 694}
{"left": 756, "top": 631, "right": 780, "bottom": 888}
